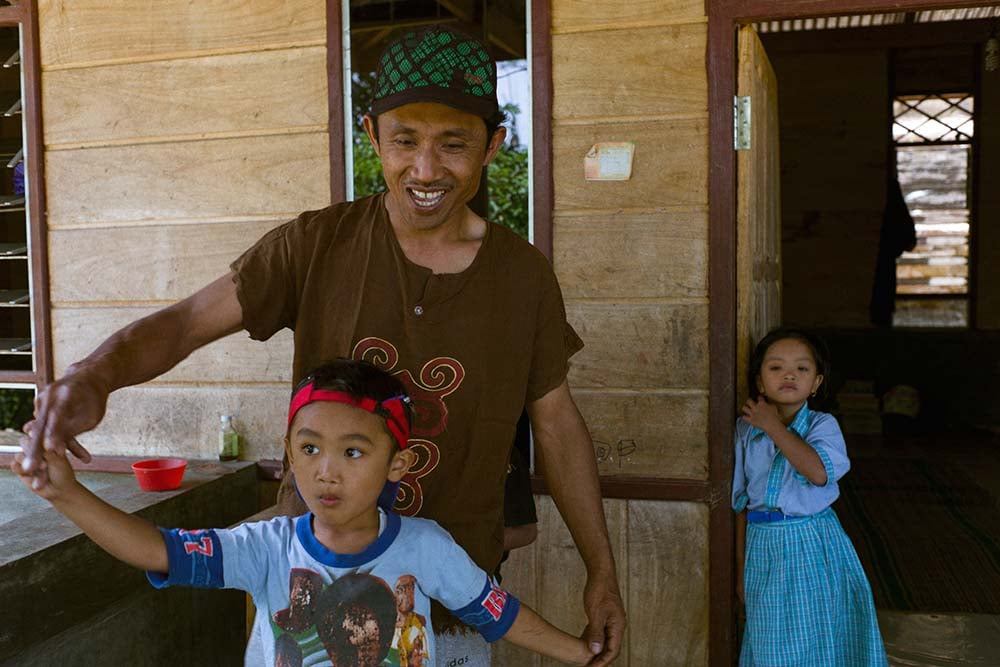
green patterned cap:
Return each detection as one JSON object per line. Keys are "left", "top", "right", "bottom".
{"left": 370, "top": 25, "right": 499, "bottom": 119}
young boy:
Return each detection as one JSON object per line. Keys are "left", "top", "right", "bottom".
{"left": 12, "top": 359, "right": 592, "bottom": 667}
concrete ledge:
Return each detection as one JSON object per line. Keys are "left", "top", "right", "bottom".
{"left": 0, "top": 460, "right": 257, "bottom": 664}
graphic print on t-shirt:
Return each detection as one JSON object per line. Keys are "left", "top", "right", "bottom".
{"left": 353, "top": 337, "right": 465, "bottom": 516}
{"left": 270, "top": 568, "right": 429, "bottom": 667}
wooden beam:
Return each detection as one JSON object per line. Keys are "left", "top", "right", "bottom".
{"left": 486, "top": 6, "right": 526, "bottom": 59}
{"left": 438, "top": 0, "right": 476, "bottom": 23}
{"left": 761, "top": 17, "right": 999, "bottom": 52}
{"left": 531, "top": 0, "right": 553, "bottom": 260}
{"left": 532, "top": 475, "right": 713, "bottom": 502}
{"left": 726, "top": 0, "right": 1000, "bottom": 23}
{"left": 326, "top": 0, "right": 346, "bottom": 204}
{"left": 0, "top": 2, "right": 25, "bottom": 25}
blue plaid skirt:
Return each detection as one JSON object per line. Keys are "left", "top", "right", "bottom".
{"left": 741, "top": 507, "right": 888, "bottom": 667}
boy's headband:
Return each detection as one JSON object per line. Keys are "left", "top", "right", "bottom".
{"left": 288, "top": 382, "right": 411, "bottom": 450}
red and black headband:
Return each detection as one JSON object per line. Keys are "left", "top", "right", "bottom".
{"left": 288, "top": 382, "right": 411, "bottom": 451}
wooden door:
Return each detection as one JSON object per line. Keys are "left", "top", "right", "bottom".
{"left": 735, "top": 25, "right": 782, "bottom": 404}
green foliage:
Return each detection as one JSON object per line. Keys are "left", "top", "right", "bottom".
{"left": 352, "top": 71, "right": 387, "bottom": 198}
{"left": 487, "top": 141, "right": 529, "bottom": 239}
{"left": 350, "top": 74, "right": 528, "bottom": 239}
{"left": 0, "top": 388, "right": 32, "bottom": 431}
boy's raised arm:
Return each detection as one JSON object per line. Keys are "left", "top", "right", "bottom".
{"left": 11, "top": 448, "right": 168, "bottom": 573}
{"left": 503, "top": 603, "right": 593, "bottom": 665}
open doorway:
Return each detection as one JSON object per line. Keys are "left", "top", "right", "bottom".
{"left": 739, "top": 6, "right": 1000, "bottom": 663}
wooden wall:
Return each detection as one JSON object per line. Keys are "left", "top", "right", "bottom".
{"left": 38, "top": 2, "right": 714, "bottom": 665}
{"left": 40, "top": 0, "right": 328, "bottom": 461}
{"left": 496, "top": 1, "right": 711, "bottom": 665}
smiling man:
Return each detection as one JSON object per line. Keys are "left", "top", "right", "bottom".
{"left": 23, "top": 25, "right": 625, "bottom": 667}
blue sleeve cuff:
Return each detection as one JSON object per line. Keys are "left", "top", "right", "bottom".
{"left": 792, "top": 447, "right": 837, "bottom": 487}
{"left": 452, "top": 578, "right": 521, "bottom": 643}
{"left": 733, "top": 492, "right": 748, "bottom": 512}
{"left": 146, "top": 527, "right": 225, "bottom": 589}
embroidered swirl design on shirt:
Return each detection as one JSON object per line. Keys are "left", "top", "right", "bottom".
{"left": 353, "top": 337, "right": 465, "bottom": 516}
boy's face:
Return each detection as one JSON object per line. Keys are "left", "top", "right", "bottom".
{"left": 286, "top": 402, "right": 413, "bottom": 542}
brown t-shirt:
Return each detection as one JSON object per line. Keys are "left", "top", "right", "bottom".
{"left": 231, "top": 194, "right": 582, "bottom": 576}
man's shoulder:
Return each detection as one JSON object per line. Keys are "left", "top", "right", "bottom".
{"left": 484, "top": 222, "right": 556, "bottom": 280}
{"left": 290, "top": 194, "right": 384, "bottom": 235}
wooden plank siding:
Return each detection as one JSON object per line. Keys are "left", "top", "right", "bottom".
{"left": 38, "top": 1, "right": 325, "bottom": 69}
{"left": 38, "top": 1, "right": 718, "bottom": 664}
{"left": 83, "top": 385, "right": 290, "bottom": 463}
{"left": 494, "top": 497, "right": 709, "bottom": 667}
{"left": 39, "top": 0, "right": 330, "bottom": 462}
{"left": 498, "top": 3, "right": 711, "bottom": 664}
{"left": 42, "top": 46, "right": 328, "bottom": 148}
{"left": 51, "top": 308, "right": 293, "bottom": 386}
{"left": 48, "top": 220, "right": 292, "bottom": 304}
{"left": 45, "top": 133, "right": 330, "bottom": 227}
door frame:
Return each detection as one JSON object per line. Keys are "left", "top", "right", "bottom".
{"left": 706, "top": 1, "right": 999, "bottom": 664}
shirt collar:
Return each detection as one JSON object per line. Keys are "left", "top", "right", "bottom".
{"left": 749, "top": 402, "right": 812, "bottom": 442}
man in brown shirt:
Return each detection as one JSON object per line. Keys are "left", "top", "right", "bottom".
{"left": 22, "top": 25, "right": 624, "bottom": 666}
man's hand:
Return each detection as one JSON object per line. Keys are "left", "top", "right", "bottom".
{"left": 11, "top": 440, "right": 80, "bottom": 501}
{"left": 582, "top": 574, "right": 626, "bottom": 666}
{"left": 20, "top": 366, "right": 105, "bottom": 481}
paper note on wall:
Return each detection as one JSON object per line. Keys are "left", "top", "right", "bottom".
{"left": 584, "top": 142, "right": 635, "bottom": 181}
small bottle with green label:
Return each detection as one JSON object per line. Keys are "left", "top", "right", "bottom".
{"left": 219, "top": 414, "right": 240, "bottom": 461}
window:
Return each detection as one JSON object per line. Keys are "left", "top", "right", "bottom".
{"left": 892, "top": 93, "right": 973, "bottom": 327}
{"left": 342, "top": 0, "right": 532, "bottom": 241}
{"left": 0, "top": 0, "right": 48, "bottom": 444}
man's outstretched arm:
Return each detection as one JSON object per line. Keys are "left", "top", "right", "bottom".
{"left": 22, "top": 273, "right": 244, "bottom": 480}
{"left": 528, "top": 380, "right": 626, "bottom": 666}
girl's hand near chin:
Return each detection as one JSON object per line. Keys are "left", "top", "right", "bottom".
{"left": 741, "top": 397, "right": 782, "bottom": 433}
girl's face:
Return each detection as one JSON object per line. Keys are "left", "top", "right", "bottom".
{"left": 756, "top": 338, "right": 824, "bottom": 411}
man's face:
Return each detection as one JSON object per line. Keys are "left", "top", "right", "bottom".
{"left": 363, "top": 102, "right": 505, "bottom": 234}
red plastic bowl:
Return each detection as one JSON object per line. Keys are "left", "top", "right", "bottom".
{"left": 131, "top": 458, "right": 187, "bottom": 491}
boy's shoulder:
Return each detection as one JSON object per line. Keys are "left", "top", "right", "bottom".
{"left": 393, "top": 514, "right": 467, "bottom": 555}
{"left": 226, "top": 514, "right": 298, "bottom": 541}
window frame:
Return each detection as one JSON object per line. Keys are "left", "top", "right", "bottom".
{"left": 889, "top": 61, "right": 981, "bottom": 327}
{"left": 324, "top": 0, "right": 554, "bottom": 259}
{"left": 0, "top": 0, "right": 52, "bottom": 388}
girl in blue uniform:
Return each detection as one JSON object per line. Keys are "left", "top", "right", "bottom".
{"left": 732, "top": 328, "right": 887, "bottom": 666}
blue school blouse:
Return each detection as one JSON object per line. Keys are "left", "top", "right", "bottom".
{"left": 731, "top": 404, "right": 851, "bottom": 516}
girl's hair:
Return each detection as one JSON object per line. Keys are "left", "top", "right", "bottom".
{"left": 291, "top": 358, "right": 414, "bottom": 436}
{"left": 747, "top": 328, "right": 830, "bottom": 402}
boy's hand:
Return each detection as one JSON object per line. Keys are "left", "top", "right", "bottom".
{"left": 11, "top": 441, "right": 79, "bottom": 501}
{"left": 740, "top": 397, "right": 783, "bottom": 434}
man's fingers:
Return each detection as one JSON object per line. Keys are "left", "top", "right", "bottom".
{"left": 583, "top": 611, "right": 609, "bottom": 656}
{"left": 65, "top": 437, "right": 92, "bottom": 463}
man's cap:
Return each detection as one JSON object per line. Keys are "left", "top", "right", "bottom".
{"left": 370, "top": 25, "right": 499, "bottom": 119}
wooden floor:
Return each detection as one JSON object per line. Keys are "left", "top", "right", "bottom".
{"left": 847, "top": 430, "right": 1000, "bottom": 666}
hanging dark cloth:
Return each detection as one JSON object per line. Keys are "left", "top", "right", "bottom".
{"left": 869, "top": 177, "right": 916, "bottom": 327}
